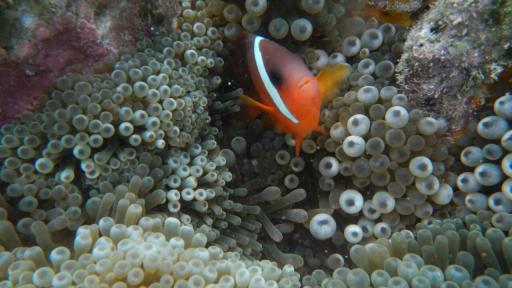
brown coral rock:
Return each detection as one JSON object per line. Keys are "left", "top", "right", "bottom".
{"left": 396, "top": 0, "right": 512, "bottom": 130}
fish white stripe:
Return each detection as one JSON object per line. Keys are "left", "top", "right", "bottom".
{"left": 253, "top": 36, "right": 299, "bottom": 124}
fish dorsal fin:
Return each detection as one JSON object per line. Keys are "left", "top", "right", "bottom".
{"left": 316, "top": 64, "right": 352, "bottom": 103}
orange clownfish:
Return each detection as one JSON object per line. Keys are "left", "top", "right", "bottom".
{"left": 357, "top": 0, "right": 436, "bottom": 28}
{"left": 359, "top": 5, "right": 415, "bottom": 27}
{"left": 237, "top": 33, "right": 351, "bottom": 155}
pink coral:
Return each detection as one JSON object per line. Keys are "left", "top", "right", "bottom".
{"left": 0, "top": 15, "right": 113, "bottom": 124}
{"left": 0, "top": 0, "right": 181, "bottom": 124}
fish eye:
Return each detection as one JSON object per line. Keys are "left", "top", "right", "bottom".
{"left": 268, "top": 70, "right": 283, "bottom": 86}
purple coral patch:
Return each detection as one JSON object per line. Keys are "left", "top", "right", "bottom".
{"left": 0, "top": 15, "right": 113, "bottom": 124}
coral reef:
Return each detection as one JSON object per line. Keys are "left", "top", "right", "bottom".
{"left": 367, "top": 0, "right": 426, "bottom": 13}
{"left": 0, "top": 0, "right": 181, "bottom": 124}
{"left": 0, "top": 0, "right": 511, "bottom": 287}
{"left": 396, "top": 0, "right": 512, "bottom": 130}
{"left": 0, "top": 14, "right": 114, "bottom": 124}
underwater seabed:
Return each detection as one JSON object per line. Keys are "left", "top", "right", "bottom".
{"left": 0, "top": 0, "right": 511, "bottom": 287}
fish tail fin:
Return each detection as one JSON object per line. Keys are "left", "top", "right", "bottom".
{"left": 317, "top": 63, "right": 352, "bottom": 103}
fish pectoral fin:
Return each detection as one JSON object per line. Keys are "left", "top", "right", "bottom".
{"left": 240, "top": 94, "right": 274, "bottom": 113}
{"left": 317, "top": 63, "right": 352, "bottom": 103}
{"left": 314, "top": 126, "right": 325, "bottom": 134}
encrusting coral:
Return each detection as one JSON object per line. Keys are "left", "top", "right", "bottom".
{"left": 1, "top": 0, "right": 511, "bottom": 286}
{"left": 0, "top": 0, "right": 174, "bottom": 124}
{"left": 396, "top": 0, "right": 512, "bottom": 131}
